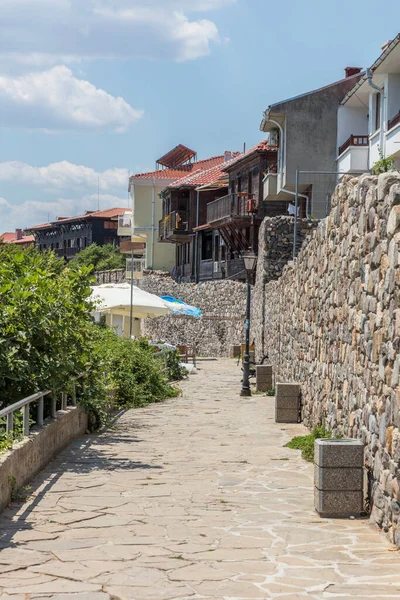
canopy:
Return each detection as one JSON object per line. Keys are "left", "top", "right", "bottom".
{"left": 92, "top": 284, "right": 170, "bottom": 319}
{"left": 160, "top": 296, "right": 202, "bottom": 318}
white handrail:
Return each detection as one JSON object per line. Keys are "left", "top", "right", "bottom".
{"left": 0, "top": 372, "right": 87, "bottom": 437}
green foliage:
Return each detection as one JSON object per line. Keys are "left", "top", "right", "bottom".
{"left": 0, "top": 244, "right": 95, "bottom": 408}
{"left": 372, "top": 148, "right": 395, "bottom": 175}
{"left": 70, "top": 243, "right": 125, "bottom": 272}
{"left": 89, "top": 327, "right": 180, "bottom": 411}
{"left": 265, "top": 388, "right": 276, "bottom": 396}
{"left": 285, "top": 425, "right": 332, "bottom": 462}
{"left": 164, "top": 350, "right": 187, "bottom": 382}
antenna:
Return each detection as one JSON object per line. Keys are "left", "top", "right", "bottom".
{"left": 243, "top": 142, "right": 246, "bottom": 153}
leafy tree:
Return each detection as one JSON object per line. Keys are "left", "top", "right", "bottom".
{"left": 71, "top": 243, "right": 125, "bottom": 272}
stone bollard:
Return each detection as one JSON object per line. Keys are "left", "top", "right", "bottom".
{"left": 275, "top": 383, "right": 300, "bottom": 423}
{"left": 256, "top": 364, "right": 273, "bottom": 392}
{"left": 229, "top": 345, "right": 241, "bottom": 359}
{"left": 314, "top": 438, "right": 364, "bottom": 517}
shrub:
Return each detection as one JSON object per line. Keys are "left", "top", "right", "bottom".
{"left": 70, "top": 243, "right": 125, "bottom": 272}
{"left": 285, "top": 425, "right": 332, "bottom": 462}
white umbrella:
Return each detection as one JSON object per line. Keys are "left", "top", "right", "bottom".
{"left": 91, "top": 283, "right": 170, "bottom": 319}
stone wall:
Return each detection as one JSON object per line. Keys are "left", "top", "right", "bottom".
{"left": 253, "top": 172, "right": 400, "bottom": 545}
{"left": 0, "top": 407, "right": 88, "bottom": 512}
{"left": 139, "top": 274, "right": 246, "bottom": 356}
{"left": 252, "top": 216, "right": 319, "bottom": 359}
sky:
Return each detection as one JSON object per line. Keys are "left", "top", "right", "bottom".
{"left": 0, "top": 0, "right": 399, "bottom": 231}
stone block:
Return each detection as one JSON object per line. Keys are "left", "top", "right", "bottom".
{"left": 314, "top": 464, "right": 363, "bottom": 491}
{"left": 314, "top": 488, "right": 364, "bottom": 517}
{"left": 256, "top": 365, "right": 273, "bottom": 392}
{"left": 276, "top": 383, "right": 300, "bottom": 398}
{"left": 229, "top": 345, "right": 241, "bottom": 359}
{"left": 314, "top": 438, "right": 364, "bottom": 468}
{"left": 275, "top": 408, "right": 299, "bottom": 423}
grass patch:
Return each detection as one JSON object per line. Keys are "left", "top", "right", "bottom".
{"left": 285, "top": 426, "right": 332, "bottom": 462}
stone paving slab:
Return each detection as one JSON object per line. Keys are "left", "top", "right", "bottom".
{"left": 0, "top": 358, "right": 400, "bottom": 599}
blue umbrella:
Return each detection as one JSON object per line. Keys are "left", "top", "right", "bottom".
{"left": 160, "top": 296, "right": 202, "bottom": 318}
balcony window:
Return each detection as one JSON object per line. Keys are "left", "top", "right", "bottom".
{"left": 202, "top": 232, "right": 213, "bottom": 260}
{"left": 374, "top": 92, "right": 381, "bottom": 132}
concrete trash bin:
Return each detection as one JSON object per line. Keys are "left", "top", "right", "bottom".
{"left": 275, "top": 383, "right": 300, "bottom": 423}
{"left": 256, "top": 364, "right": 273, "bottom": 392}
{"left": 314, "top": 438, "right": 364, "bottom": 517}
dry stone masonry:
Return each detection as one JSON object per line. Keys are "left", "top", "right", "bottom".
{"left": 139, "top": 274, "right": 246, "bottom": 357}
{"left": 253, "top": 172, "right": 400, "bottom": 546}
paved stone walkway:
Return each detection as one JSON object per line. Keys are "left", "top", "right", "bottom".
{"left": 1, "top": 359, "right": 400, "bottom": 599}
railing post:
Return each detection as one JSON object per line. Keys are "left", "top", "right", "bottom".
{"left": 37, "top": 394, "right": 44, "bottom": 427}
{"left": 72, "top": 381, "right": 77, "bottom": 406}
{"left": 6, "top": 412, "right": 13, "bottom": 435}
{"left": 23, "top": 404, "right": 30, "bottom": 436}
{"left": 51, "top": 392, "right": 57, "bottom": 418}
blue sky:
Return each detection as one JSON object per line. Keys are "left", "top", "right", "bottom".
{"left": 0, "top": 0, "right": 399, "bottom": 230}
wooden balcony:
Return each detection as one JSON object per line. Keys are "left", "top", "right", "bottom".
{"left": 158, "top": 210, "right": 189, "bottom": 243}
{"left": 207, "top": 194, "right": 253, "bottom": 225}
{"left": 338, "top": 135, "right": 368, "bottom": 156}
{"left": 388, "top": 111, "right": 400, "bottom": 131}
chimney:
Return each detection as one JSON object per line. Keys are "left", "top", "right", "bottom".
{"left": 345, "top": 67, "right": 362, "bottom": 78}
{"left": 15, "top": 228, "right": 23, "bottom": 240}
{"left": 224, "top": 151, "right": 233, "bottom": 162}
{"left": 381, "top": 40, "right": 392, "bottom": 53}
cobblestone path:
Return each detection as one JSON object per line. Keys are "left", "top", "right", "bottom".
{"left": 1, "top": 359, "right": 400, "bottom": 599}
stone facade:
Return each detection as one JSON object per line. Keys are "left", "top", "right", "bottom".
{"left": 139, "top": 274, "right": 246, "bottom": 357}
{"left": 253, "top": 172, "right": 400, "bottom": 545}
{"left": 252, "top": 216, "right": 319, "bottom": 360}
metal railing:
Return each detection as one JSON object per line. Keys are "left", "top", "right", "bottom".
{"left": 338, "top": 135, "right": 369, "bottom": 156}
{"left": 159, "top": 211, "right": 188, "bottom": 239}
{"left": 0, "top": 374, "right": 85, "bottom": 438}
{"left": 388, "top": 111, "right": 400, "bottom": 131}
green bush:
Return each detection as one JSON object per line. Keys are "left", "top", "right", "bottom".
{"left": 285, "top": 425, "right": 332, "bottom": 462}
{"left": 89, "top": 327, "right": 179, "bottom": 411}
{"left": 70, "top": 243, "right": 125, "bottom": 272}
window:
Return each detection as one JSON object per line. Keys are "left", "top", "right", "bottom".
{"left": 77, "top": 238, "right": 81, "bottom": 249}
{"left": 248, "top": 171, "right": 253, "bottom": 196}
{"left": 375, "top": 93, "right": 381, "bottom": 132}
{"left": 201, "top": 232, "right": 213, "bottom": 260}
{"left": 67, "top": 239, "right": 72, "bottom": 248}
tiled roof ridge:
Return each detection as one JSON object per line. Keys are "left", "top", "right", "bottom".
{"left": 130, "top": 153, "right": 239, "bottom": 181}
{"left": 222, "top": 139, "right": 276, "bottom": 169}
{"left": 168, "top": 152, "right": 244, "bottom": 189}
{"left": 28, "top": 207, "right": 127, "bottom": 229}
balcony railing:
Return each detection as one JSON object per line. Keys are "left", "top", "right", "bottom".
{"left": 338, "top": 135, "right": 369, "bottom": 156}
{"left": 159, "top": 211, "right": 188, "bottom": 240}
{"left": 207, "top": 194, "right": 250, "bottom": 223}
{"left": 388, "top": 111, "right": 400, "bottom": 131}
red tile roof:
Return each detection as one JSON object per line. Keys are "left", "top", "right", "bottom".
{"left": 130, "top": 155, "right": 234, "bottom": 181}
{"left": 223, "top": 139, "right": 276, "bottom": 169}
{"left": 11, "top": 235, "right": 35, "bottom": 244}
{"left": 0, "top": 232, "right": 34, "bottom": 244}
{"left": 166, "top": 153, "right": 242, "bottom": 189}
{"left": 0, "top": 232, "right": 16, "bottom": 243}
{"left": 28, "top": 207, "right": 127, "bottom": 230}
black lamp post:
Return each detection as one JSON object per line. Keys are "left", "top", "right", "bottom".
{"left": 240, "top": 249, "right": 257, "bottom": 397}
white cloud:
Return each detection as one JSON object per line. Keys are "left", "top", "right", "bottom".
{"left": 0, "top": 193, "right": 129, "bottom": 232}
{"left": 0, "top": 160, "right": 129, "bottom": 191}
{"left": 0, "top": 66, "right": 143, "bottom": 132}
{"left": 0, "top": 0, "right": 235, "bottom": 66}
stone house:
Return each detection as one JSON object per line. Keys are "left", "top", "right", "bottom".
{"left": 260, "top": 68, "right": 364, "bottom": 218}
{"left": 338, "top": 34, "right": 400, "bottom": 174}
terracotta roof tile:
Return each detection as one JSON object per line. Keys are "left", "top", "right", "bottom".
{"left": 223, "top": 139, "right": 276, "bottom": 169}
{"left": 28, "top": 207, "right": 127, "bottom": 230}
{"left": 11, "top": 235, "right": 35, "bottom": 244}
{"left": 0, "top": 232, "right": 16, "bottom": 243}
{"left": 130, "top": 155, "right": 233, "bottom": 181}
{"left": 167, "top": 153, "right": 242, "bottom": 189}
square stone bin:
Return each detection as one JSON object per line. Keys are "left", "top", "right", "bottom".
{"left": 229, "top": 345, "right": 241, "bottom": 359}
{"left": 275, "top": 383, "right": 300, "bottom": 423}
{"left": 256, "top": 364, "right": 273, "bottom": 392}
{"left": 314, "top": 438, "right": 364, "bottom": 517}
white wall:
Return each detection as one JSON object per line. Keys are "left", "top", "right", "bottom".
{"left": 337, "top": 105, "right": 368, "bottom": 150}
{"left": 387, "top": 73, "right": 400, "bottom": 128}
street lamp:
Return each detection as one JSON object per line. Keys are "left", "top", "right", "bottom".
{"left": 240, "top": 249, "right": 257, "bottom": 397}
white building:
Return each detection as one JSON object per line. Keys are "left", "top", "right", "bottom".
{"left": 338, "top": 35, "right": 400, "bottom": 174}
